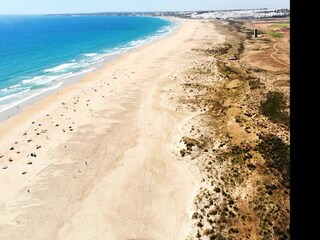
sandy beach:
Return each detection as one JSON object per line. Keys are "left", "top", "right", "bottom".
{"left": 0, "top": 18, "right": 224, "bottom": 239}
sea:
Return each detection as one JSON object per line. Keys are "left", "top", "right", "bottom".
{"left": 0, "top": 15, "right": 175, "bottom": 114}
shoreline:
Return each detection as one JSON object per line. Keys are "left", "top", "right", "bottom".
{"left": 0, "top": 54, "right": 119, "bottom": 122}
{"left": 0, "top": 16, "right": 178, "bottom": 122}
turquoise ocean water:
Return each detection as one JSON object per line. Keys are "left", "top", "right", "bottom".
{"left": 0, "top": 15, "right": 174, "bottom": 113}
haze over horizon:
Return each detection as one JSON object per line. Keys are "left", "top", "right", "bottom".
{"left": 0, "top": 0, "right": 290, "bottom": 15}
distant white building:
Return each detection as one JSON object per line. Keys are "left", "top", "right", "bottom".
{"left": 191, "top": 9, "right": 289, "bottom": 20}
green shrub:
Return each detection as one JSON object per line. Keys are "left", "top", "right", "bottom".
{"left": 256, "top": 134, "right": 290, "bottom": 187}
{"left": 261, "top": 91, "right": 290, "bottom": 127}
{"left": 267, "top": 31, "right": 284, "bottom": 38}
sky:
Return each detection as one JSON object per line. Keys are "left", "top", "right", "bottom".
{"left": 0, "top": 0, "right": 290, "bottom": 15}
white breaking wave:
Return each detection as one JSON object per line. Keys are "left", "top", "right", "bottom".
{"left": 0, "top": 83, "right": 63, "bottom": 113}
{"left": 0, "top": 88, "right": 31, "bottom": 103}
{"left": 8, "top": 83, "right": 22, "bottom": 89}
{"left": 44, "top": 62, "right": 78, "bottom": 73}
{"left": 22, "top": 73, "right": 72, "bottom": 85}
{"left": 83, "top": 53, "right": 98, "bottom": 57}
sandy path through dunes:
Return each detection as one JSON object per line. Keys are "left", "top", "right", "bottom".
{"left": 0, "top": 19, "right": 222, "bottom": 239}
{"left": 271, "top": 43, "right": 290, "bottom": 68}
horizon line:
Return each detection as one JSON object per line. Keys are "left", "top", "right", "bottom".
{"left": 0, "top": 7, "right": 290, "bottom": 16}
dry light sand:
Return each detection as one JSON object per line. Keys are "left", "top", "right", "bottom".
{"left": 0, "top": 18, "right": 223, "bottom": 240}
